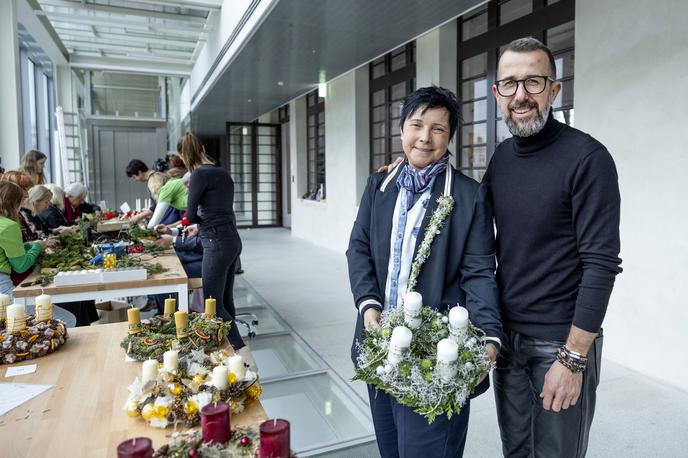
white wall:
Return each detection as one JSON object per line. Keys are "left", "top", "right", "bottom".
{"left": 290, "top": 69, "right": 370, "bottom": 252}
{"left": 575, "top": 0, "right": 688, "bottom": 391}
{"left": 0, "top": 0, "right": 22, "bottom": 170}
{"left": 190, "top": 0, "right": 277, "bottom": 111}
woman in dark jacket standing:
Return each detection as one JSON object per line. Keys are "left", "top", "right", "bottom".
{"left": 178, "top": 132, "right": 244, "bottom": 349}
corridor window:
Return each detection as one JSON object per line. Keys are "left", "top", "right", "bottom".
{"left": 369, "top": 42, "right": 416, "bottom": 172}
{"left": 305, "top": 90, "right": 325, "bottom": 200}
{"left": 457, "top": 0, "right": 575, "bottom": 181}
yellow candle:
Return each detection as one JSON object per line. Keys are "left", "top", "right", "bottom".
{"left": 174, "top": 311, "right": 188, "bottom": 338}
{"left": 35, "top": 294, "right": 52, "bottom": 322}
{"left": 204, "top": 297, "right": 216, "bottom": 318}
{"left": 127, "top": 307, "right": 141, "bottom": 334}
{"left": 7, "top": 303, "right": 27, "bottom": 333}
{"left": 164, "top": 298, "right": 176, "bottom": 316}
{"left": 0, "top": 294, "right": 9, "bottom": 321}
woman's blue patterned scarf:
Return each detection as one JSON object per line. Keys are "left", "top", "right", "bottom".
{"left": 396, "top": 153, "right": 450, "bottom": 209}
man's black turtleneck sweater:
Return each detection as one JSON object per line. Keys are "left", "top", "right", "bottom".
{"left": 484, "top": 112, "right": 622, "bottom": 341}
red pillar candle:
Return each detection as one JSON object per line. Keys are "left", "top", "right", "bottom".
{"left": 259, "top": 419, "right": 291, "bottom": 458}
{"left": 201, "top": 401, "right": 231, "bottom": 444}
{"left": 116, "top": 437, "right": 153, "bottom": 458}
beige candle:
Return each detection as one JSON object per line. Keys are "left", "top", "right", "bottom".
{"left": 204, "top": 297, "right": 216, "bottom": 318}
{"left": 163, "top": 350, "right": 179, "bottom": 372}
{"left": 35, "top": 294, "right": 52, "bottom": 322}
{"left": 174, "top": 311, "right": 188, "bottom": 338}
{"left": 164, "top": 297, "right": 176, "bottom": 316}
{"left": 127, "top": 307, "right": 141, "bottom": 334}
{"left": 7, "top": 303, "right": 27, "bottom": 333}
{"left": 0, "top": 294, "right": 9, "bottom": 321}
{"left": 142, "top": 359, "right": 159, "bottom": 384}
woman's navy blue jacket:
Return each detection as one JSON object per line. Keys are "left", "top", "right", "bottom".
{"left": 346, "top": 165, "right": 502, "bottom": 396}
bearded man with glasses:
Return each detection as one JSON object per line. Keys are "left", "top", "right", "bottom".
{"left": 484, "top": 37, "right": 622, "bottom": 457}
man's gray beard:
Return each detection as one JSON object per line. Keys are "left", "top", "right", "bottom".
{"left": 503, "top": 101, "right": 550, "bottom": 137}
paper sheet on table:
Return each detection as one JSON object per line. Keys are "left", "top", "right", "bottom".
{"left": 5, "top": 364, "right": 37, "bottom": 377}
{"left": 120, "top": 202, "right": 131, "bottom": 213}
{"left": 0, "top": 383, "right": 53, "bottom": 416}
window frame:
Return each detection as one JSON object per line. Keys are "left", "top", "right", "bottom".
{"left": 369, "top": 42, "right": 416, "bottom": 172}
{"left": 305, "top": 90, "right": 326, "bottom": 199}
{"left": 457, "top": 0, "right": 575, "bottom": 181}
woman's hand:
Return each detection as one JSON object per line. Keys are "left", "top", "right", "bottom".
{"left": 46, "top": 238, "right": 61, "bottom": 249}
{"left": 154, "top": 224, "right": 172, "bottom": 235}
{"left": 363, "top": 308, "right": 381, "bottom": 331}
{"left": 155, "top": 234, "right": 175, "bottom": 248}
{"left": 183, "top": 224, "right": 199, "bottom": 238}
{"left": 55, "top": 226, "right": 76, "bottom": 235}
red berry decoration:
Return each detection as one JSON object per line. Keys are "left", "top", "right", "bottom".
{"left": 240, "top": 436, "right": 251, "bottom": 447}
{"left": 187, "top": 449, "right": 198, "bottom": 457}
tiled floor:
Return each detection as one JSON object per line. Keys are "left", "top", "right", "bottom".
{"left": 238, "top": 227, "right": 688, "bottom": 458}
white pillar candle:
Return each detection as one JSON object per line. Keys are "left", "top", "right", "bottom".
{"left": 6, "top": 303, "right": 26, "bottom": 333}
{"left": 435, "top": 338, "right": 459, "bottom": 382}
{"left": 135, "top": 198, "right": 141, "bottom": 212}
{"left": 449, "top": 306, "right": 469, "bottom": 331}
{"left": 0, "top": 294, "right": 9, "bottom": 321}
{"left": 163, "top": 350, "right": 179, "bottom": 372}
{"left": 387, "top": 326, "right": 413, "bottom": 366}
{"left": 402, "top": 292, "right": 423, "bottom": 329}
{"left": 35, "top": 294, "right": 52, "bottom": 322}
{"left": 226, "top": 355, "right": 246, "bottom": 382}
{"left": 212, "top": 365, "right": 229, "bottom": 390}
{"left": 142, "top": 359, "right": 159, "bottom": 384}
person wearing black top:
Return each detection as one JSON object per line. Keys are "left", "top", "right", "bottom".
{"left": 484, "top": 38, "right": 622, "bottom": 458}
{"left": 178, "top": 133, "right": 244, "bottom": 350}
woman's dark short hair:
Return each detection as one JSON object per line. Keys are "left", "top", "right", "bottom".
{"left": 125, "top": 159, "right": 149, "bottom": 177}
{"left": 399, "top": 86, "right": 460, "bottom": 140}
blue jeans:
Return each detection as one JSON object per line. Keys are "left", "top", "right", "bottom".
{"left": 0, "top": 273, "right": 13, "bottom": 299}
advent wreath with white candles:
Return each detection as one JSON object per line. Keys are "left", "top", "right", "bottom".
{"left": 124, "top": 348, "right": 262, "bottom": 428}
{"left": 353, "top": 292, "right": 493, "bottom": 423}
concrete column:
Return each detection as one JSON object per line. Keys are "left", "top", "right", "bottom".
{"left": 289, "top": 97, "right": 307, "bottom": 205}
{"left": 415, "top": 21, "right": 459, "bottom": 165}
{"left": 0, "top": 0, "right": 23, "bottom": 171}
{"left": 415, "top": 21, "right": 458, "bottom": 94}
{"left": 354, "top": 66, "right": 370, "bottom": 203}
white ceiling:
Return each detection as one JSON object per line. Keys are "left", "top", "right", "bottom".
{"left": 34, "top": 0, "right": 222, "bottom": 75}
{"left": 190, "top": 0, "right": 484, "bottom": 136}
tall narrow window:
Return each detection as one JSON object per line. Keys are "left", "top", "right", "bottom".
{"left": 305, "top": 90, "right": 325, "bottom": 200}
{"left": 458, "top": 0, "right": 575, "bottom": 181}
{"left": 369, "top": 42, "right": 416, "bottom": 172}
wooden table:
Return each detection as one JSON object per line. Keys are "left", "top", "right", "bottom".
{"left": 0, "top": 322, "right": 267, "bottom": 457}
{"left": 13, "top": 251, "right": 190, "bottom": 311}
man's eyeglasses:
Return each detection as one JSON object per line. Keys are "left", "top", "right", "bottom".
{"left": 495, "top": 76, "right": 554, "bottom": 97}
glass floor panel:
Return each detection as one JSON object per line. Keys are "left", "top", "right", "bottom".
{"left": 248, "top": 333, "right": 324, "bottom": 379}
{"left": 309, "top": 440, "right": 380, "bottom": 458}
{"left": 236, "top": 305, "right": 287, "bottom": 337}
{"left": 235, "top": 277, "right": 269, "bottom": 308}
{"left": 260, "top": 372, "right": 374, "bottom": 453}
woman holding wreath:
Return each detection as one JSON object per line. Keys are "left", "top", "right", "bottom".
{"left": 346, "top": 86, "right": 501, "bottom": 457}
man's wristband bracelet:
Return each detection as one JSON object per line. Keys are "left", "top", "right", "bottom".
{"left": 556, "top": 346, "right": 587, "bottom": 373}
